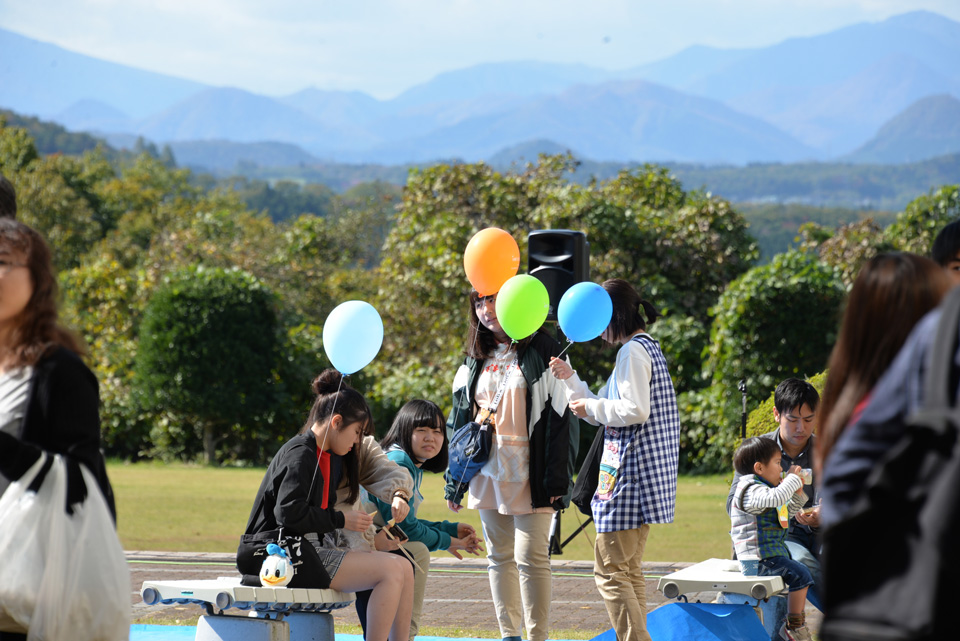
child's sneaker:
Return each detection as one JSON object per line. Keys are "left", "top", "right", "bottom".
{"left": 779, "top": 622, "right": 813, "bottom": 641}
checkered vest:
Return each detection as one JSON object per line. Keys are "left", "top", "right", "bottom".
{"left": 731, "top": 475, "right": 791, "bottom": 561}
{"left": 592, "top": 334, "right": 681, "bottom": 532}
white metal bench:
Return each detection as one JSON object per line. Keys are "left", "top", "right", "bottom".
{"left": 657, "top": 557, "right": 785, "bottom": 600}
{"left": 140, "top": 577, "right": 355, "bottom": 641}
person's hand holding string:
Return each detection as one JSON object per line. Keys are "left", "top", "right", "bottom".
{"left": 549, "top": 357, "right": 573, "bottom": 381}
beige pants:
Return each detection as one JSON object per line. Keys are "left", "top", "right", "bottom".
{"left": 594, "top": 525, "right": 652, "bottom": 641}
{"left": 404, "top": 540, "right": 431, "bottom": 639}
{"left": 479, "top": 510, "right": 553, "bottom": 641}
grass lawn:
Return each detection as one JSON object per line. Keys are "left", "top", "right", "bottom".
{"left": 110, "top": 461, "right": 732, "bottom": 562}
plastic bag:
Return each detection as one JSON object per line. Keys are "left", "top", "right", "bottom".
{"left": 0, "top": 453, "right": 130, "bottom": 640}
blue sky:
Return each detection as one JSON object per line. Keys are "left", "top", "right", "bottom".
{"left": 3, "top": 0, "right": 959, "bottom": 99}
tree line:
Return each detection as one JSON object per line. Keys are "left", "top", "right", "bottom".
{"left": 2, "top": 118, "right": 958, "bottom": 472}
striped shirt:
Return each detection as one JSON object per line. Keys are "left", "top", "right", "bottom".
{"left": 731, "top": 473, "right": 808, "bottom": 561}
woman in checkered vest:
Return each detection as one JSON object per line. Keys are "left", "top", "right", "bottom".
{"left": 550, "top": 279, "right": 681, "bottom": 641}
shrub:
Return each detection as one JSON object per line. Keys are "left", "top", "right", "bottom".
{"left": 134, "top": 265, "right": 279, "bottom": 463}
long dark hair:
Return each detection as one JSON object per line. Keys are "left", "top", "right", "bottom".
{"left": 380, "top": 399, "right": 448, "bottom": 473}
{"left": 301, "top": 368, "right": 373, "bottom": 504}
{"left": 818, "top": 253, "right": 950, "bottom": 465}
{"left": 603, "top": 278, "right": 661, "bottom": 344}
{"left": 0, "top": 219, "right": 85, "bottom": 367}
{"left": 464, "top": 288, "right": 534, "bottom": 360}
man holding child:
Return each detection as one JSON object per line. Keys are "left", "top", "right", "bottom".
{"left": 725, "top": 378, "right": 823, "bottom": 610}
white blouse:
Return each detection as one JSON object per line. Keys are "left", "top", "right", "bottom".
{"left": 0, "top": 366, "right": 33, "bottom": 439}
{"left": 561, "top": 335, "right": 652, "bottom": 427}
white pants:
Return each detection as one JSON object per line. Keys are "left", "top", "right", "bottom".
{"left": 478, "top": 510, "right": 553, "bottom": 641}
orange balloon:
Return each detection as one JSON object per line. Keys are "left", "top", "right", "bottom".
{"left": 463, "top": 228, "right": 521, "bottom": 296}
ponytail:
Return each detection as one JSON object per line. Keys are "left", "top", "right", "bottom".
{"left": 639, "top": 298, "right": 661, "bottom": 328}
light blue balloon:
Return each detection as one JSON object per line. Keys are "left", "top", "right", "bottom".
{"left": 322, "top": 301, "right": 384, "bottom": 374}
{"left": 558, "top": 282, "right": 613, "bottom": 342}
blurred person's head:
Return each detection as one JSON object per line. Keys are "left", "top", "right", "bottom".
{"left": 0, "top": 174, "right": 15, "bottom": 219}
{"left": 0, "top": 219, "right": 84, "bottom": 366}
{"left": 930, "top": 219, "right": 960, "bottom": 285}
{"left": 773, "top": 378, "right": 820, "bottom": 454}
{"left": 818, "top": 252, "right": 951, "bottom": 465}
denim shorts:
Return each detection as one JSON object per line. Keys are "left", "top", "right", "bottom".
{"left": 759, "top": 555, "right": 814, "bottom": 592}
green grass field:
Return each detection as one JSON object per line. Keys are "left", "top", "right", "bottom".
{"left": 110, "top": 462, "right": 732, "bottom": 562}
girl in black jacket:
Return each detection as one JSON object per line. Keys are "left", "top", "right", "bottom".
{"left": 243, "top": 369, "right": 414, "bottom": 641}
{"left": 0, "top": 219, "right": 116, "bottom": 641}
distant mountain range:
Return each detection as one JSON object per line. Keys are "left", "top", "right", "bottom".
{"left": 9, "top": 105, "right": 956, "bottom": 211}
{"left": 845, "top": 94, "right": 960, "bottom": 163}
{"left": 2, "top": 10, "right": 960, "bottom": 166}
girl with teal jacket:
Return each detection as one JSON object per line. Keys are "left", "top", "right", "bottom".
{"left": 366, "top": 400, "right": 483, "bottom": 637}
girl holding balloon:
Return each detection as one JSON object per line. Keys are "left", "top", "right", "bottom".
{"left": 549, "top": 279, "right": 680, "bottom": 641}
{"left": 242, "top": 369, "right": 414, "bottom": 641}
{"left": 444, "top": 284, "right": 579, "bottom": 641}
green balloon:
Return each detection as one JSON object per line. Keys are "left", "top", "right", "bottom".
{"left": 495, "top": 275, "right": 550, "bottom": 341}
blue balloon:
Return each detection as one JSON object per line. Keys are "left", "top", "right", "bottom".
{"left": 322, "top": 301, "right": 384, "bottom": 374}
{"left": 558, "top": 282, "right": 613, "bottom": 342}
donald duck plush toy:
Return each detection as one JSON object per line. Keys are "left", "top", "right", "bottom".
{"left": 260, "top": 543, "right": 294, "bottom": 587}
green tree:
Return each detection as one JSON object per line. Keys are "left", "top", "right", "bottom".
{"left": 798, "top": 218, "right": 897, "bottom": 288}
{"left": 60, "top": 255, "right": 156, "bottom": 459}
{"left": 0, "top": 124, "right": 122, "bottom": 269}
{"left": 333, "top": 180, "right": 402, "bottom": 267}
{"left": 0, "top": 122, "right": 40, "bottom": 172}
{"left": 376, "top": 159, "right": 565, "bottom": 408}
{"left": 882, "top": 184, "right": 960, "bottom": 254}
{"left": 655, "top": 313, "right": 709, "bottom": 395}
{"left": 594, "top": 168, "right": 757, "bottom": 317}
{"left": 134, "top": 266, "right": 280, "bottom": 463}
{"left": 686, "top": 250, "right": 845, "bottom": 472}
{"left": 375, "top": 156, "right": 757, "bottom": 461}
{"left": 705, "top": 250, "right": 844, "bottom": 402}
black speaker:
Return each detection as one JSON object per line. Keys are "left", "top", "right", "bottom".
{"left": 528, "top": 230, "right": 589, "bottom": 322}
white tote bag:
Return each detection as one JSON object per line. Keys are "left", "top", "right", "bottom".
{"left": 0, "top": 453, "right": 130, "bottom": 640}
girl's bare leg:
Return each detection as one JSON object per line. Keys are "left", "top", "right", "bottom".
{"left": 329, "top": 551, "right": 412, "bottom": 641}
{"left": 390, "top": 557, "right": 414, "bottom": 641}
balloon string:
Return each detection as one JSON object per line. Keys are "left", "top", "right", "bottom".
{"left": 556, "top": 339, "right": 573, "bottom": 359}
{"left": 307, "top": 373, "right": 344, "bottom": 503}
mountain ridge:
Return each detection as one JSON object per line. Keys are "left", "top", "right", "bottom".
{"left": 3, "top": 11, "right": 959, "bottom": 165}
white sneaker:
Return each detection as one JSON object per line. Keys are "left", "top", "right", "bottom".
{"left": 779, "top": 622, "right": 813, "bottom": 641}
